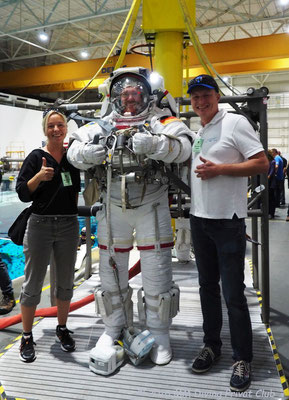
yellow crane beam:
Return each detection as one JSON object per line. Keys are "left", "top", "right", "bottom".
{"left": 1, "top": 34, "right": 289, "bottom": 95}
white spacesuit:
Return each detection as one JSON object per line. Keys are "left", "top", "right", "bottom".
{"left": 67, "top": 67, "right": 193, "bottom": 368}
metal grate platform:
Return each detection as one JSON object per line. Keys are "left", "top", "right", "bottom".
{"left": 0, "top": 257, "right": 286, "bottom": 400}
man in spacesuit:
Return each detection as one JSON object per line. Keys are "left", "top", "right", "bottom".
{"left": 67, "top": 67, "right": 193, "bottom": 367}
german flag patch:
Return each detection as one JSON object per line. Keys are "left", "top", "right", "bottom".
{"left": 160, "top": 116, "right": 182, "bottom": 125}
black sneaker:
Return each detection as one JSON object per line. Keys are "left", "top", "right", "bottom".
{"left": 19, "top": 335, "right": 36, "bottom": 363}
{"left": 56, "top": 325, "right": 75, "bottom": 352}
{"left": 230, "top": 360, "right": 251, "bottom": 392}
{"left": 0, "top": 293, "right": 16, "bottom": 315}
{"left": 192, "top": 346, "right": 221, "bottom": 373}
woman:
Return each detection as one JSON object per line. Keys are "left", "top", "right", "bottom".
{"left": 16, "top": 109, "right": 80, "bottom": 363}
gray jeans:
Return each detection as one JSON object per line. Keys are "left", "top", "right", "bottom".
{"left": 20, "top": 214, "right": 79, "bottom": 306}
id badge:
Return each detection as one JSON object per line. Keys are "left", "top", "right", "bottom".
{"left": 61, "top": 171, "right": 72, "bottom": 186}
{"left": 192, "top": 138, "right": 204, "bottom": 153}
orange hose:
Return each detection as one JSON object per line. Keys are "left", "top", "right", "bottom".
{"left": 0, "top": 294, "right": 95, "bottom": 330}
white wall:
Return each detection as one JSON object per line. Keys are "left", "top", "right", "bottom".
{"left": 0, "top": 105, "right": 43, "bottom": 159}
{"left": 187, "top": 71, "right": 289, "bottom": 158}
{"left": 219, "top": 71, "right": 289, "bottom": 157}
{"left": 0, "top": 104, "right": 79, "bottom": 161}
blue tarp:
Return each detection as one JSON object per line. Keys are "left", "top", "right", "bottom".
{"left": 0, "top": 239, "right": 25, "bottom": 280}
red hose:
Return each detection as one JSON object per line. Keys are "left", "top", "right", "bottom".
{"left": 0, "top": 260, "right": 141, "bottom": 330}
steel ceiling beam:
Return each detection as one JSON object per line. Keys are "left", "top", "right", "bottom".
{"left": 0, "top": 5, "right": 132, "bottom": 38}
{"left": 0, "top": 0, "right": 289, "bottom": 71}
{"left": 0, "top": 29, "right": 78, "bottom": 62}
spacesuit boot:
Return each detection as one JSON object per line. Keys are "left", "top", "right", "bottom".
{"left": 150, "top": 333, "right": 172, "bottom": 365}
{"left": 95, "top": 331, "right": 117, "bottom": 349}
{"left": 89, "top": 331, "right": 125, "bottom": 375}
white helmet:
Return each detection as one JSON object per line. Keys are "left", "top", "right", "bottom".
{"left": 99, "top": 67, "right": 166, "bottom": 122}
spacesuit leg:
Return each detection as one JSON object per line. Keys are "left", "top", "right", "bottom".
{"left": 94, "top": 203, "right": 134, "bottom": 347}
{"left": 140, "top": 247, "right": 173, "bottom": 365}
{"left": 174, "top": 217, "right": 192, "bottom": 263}
{"left": 95, "top": 248, "right": 131, "bottom": 347}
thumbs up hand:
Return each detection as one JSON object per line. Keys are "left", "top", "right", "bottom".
{"left": 132, "top": 132, "right": 159, "bottom": 155}
{"left": 39, "top": 157, "right": 54, "bottom": 181}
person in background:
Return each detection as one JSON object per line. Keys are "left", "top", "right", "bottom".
{"left": 0, "top": 162, "right": 3, "bottom": 187}
{"left": 287, "top": 162, "right": 289, "bottom": 191}
{"left": 286, "top": 162, "right": 289, "bottom": 221}
{"left": 0, "top": 255, "right": 16, "bottom": 315}
{"left": 16, "top": 109, "right": 80, "bottom": 363}
{"left": 187, "top": 74, "right": 268, "bottom": 393}
{"left": 267, "top": 150, "right": 277, "bottom": 219}
{"left": 271, "top": 148, "right": 283, "bottom": 208}
{"left": 278, "top": 151, "right": 287, "bottom": 206}
{"left": 77, "top": 226, "right": 95, "bottom": 250}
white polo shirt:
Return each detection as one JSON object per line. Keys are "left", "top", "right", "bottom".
{"left": 190, "top": 109, "right": 264, "bottom": 219}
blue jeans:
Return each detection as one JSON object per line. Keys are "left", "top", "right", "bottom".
{"left": 190, "top": 215, "right": 253, "bottom": 363}
{"left": 0, "top": 256, "right": 13, "bottom": 295}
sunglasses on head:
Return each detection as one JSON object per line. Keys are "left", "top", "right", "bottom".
{"left": 43, "top": 108, "right": 65, "bottom": 118}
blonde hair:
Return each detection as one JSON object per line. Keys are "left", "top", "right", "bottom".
{"left": 42, "top": 110, "right": 67, "bottom": 135}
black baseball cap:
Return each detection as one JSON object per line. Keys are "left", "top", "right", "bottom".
{"left": 187, "top": 74, "right": 219, "bottom": 94}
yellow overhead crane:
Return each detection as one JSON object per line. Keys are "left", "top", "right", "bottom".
{"left": 1, "top": 33, "right": 289, "bottom": 95}
{"left": 0, "top": 0, "right": 289, "bottom": 95}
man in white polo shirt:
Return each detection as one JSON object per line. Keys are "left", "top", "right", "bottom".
{"left": 187, "top": 74, "right": 268, "bottom": 393}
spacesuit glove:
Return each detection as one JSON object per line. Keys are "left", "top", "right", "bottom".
{"left": 132, "top": 132, "right": 159, "bottom": 155}
{"left": 82, "top": 143, "right": 106, "bottom": 165}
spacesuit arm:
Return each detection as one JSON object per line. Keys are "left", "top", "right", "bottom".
{"left": 67, "top": 124, "right": 106, "bottom": 170}
{"left": 133, "top": 131, "right": 192, "bottom": 164}
{"left": 143, "top": 117, "right": 194, "bottom": 164}
{"left": 148, "top": 133, "right": 192, "bottom": 164}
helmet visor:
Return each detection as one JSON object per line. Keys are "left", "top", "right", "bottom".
{"left": 110, "top": 75, "right": 151, "bottom": 117}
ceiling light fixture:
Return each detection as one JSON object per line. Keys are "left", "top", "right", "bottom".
{"left": 38, "top": 31, "right": 49, "bottom": 42}
{"left": 80, "top": 50, "right": 89, "bottom": 59}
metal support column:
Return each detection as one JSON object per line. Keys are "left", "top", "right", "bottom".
{"left": 258, "top": 94, "right": 270, "bottom": 324}
{"left": 84, "top": 172, "right": 92, "bottom": 280}
{"left": 251, "top": 175, "right": 259, "bottom": 289}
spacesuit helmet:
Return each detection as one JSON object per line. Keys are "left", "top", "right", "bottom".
{"left": 110, "top": 70, "right": 152, "bottom": 119}
{"left": 98, "top": 67, "right": 170, "bottom": 120}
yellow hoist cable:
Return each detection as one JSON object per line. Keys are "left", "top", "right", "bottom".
{"left": 178, "top": 0, "right": 226, "bottom": 95}
{"left": 178, "top": 0, "right": 212, "bottom": 74}
{"left": 66, "top": 0, "right": 142, "bottom": 104}
{"left": 182, "top": 41, "right": 190, "bottom": 112}
{"left": 114, "top": 0, "right": 142, "bottom": 70}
